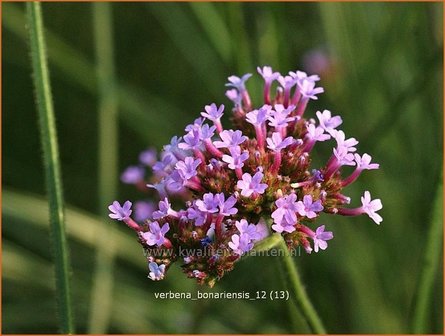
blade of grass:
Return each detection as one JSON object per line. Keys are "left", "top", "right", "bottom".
{"left": 87, "top": 3, "right": 118, "bottom": 333}
{"left": 25, "top": 2, "right": 74, "bottom": 333}
{"left": 277, "top": 238, "right": 326, "bottom": 334}
{"left": 3, "top": 188, "right": 142, "bottom": 267}
{"left": 411, "top": 177, "right": 443, "bottom": 333}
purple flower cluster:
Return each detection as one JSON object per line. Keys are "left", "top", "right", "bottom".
{"left": 109, "top": 66, "right": 382, "bottom": 286}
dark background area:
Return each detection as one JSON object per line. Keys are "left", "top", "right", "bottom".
{"left": 2, "top": 2, "right": 443, "bottom": 334}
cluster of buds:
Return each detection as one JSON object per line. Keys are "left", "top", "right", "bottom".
{"left": 109, "top": 66, "right": 383, "bottom": 286}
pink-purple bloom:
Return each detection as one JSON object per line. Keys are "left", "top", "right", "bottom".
{"left": 361, "top": 191, "right": 383, "bottom": 224}
{"left": 134, "top": 201, "right": 155, "bottom": 222}
{"left": 228, "top": 233, "right": 254, "bottom": 255}
{"left": 214, "top": 130, "right": 248, "bottom": 149}
{"left": 267, "top": 132, "right": 294, "bottom": 152}
{"left": 297, "top": 78, "right": 324, "bottom": 100}
{"left": 141, "top": 221, "right": 170, "bottom": 246}
{"left": 175, "top": 157, "right": 201, "bottom": 180}
{"left": 237, "top": 171, "right": 268, "bottom": 197}
{"left": 108, "top": 200, "right": 132, "bottom": 221}
{"left": 222, "top": 147, "right": 249, "bottom": 170}
{"left": 148, "top": 262, "right": 166, "bottom": 281}
{"left": 296, "top": 195, "right": 324, "bottom": 219}
{"left": 313, "top": 225, "right": 334, "bottom": 252}
{"left": 226, "top": 73, "right": 252, "bottom": 92}
{"left": 121, "top": 166, "right": 145, "bottom": 184}
{"left": 217, "top": 193, "right": 238, "bottom": 216}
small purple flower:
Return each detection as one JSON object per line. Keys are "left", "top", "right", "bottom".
{"left": 271, "top": 194, "right": 299, "bottom": 232}
{"left": 267, "top": 104, "right": 296, "bottom": 129}
{"left": 200, "top": 124, "right": 216, "bottom": 140}
{"left": 139, "top": 148, "right": 157, "bottom": 167}
{"left": 313, "top": 225, "right": 334, "bottom": 252}
{"left": 175, "top": 157, "right": 201, "bottom": 180}
{"left": 187, "top": 205, "right": 207, "bottom": 226}
{"left": 246, "top": 105, "right": 271, "bottom": 126}
{"left": 236, "top": 171, "right": 268, "bottom": 197}
{"left": 148, "top": 262, "right": 166, "bottom": 281}
{"left": 297, "top": 78, "right": 324, "bottom": 100}
{"left": 141, "top": 221, "right": 170, "bottom": 246}
{"left": 121, "top": 166, "right": 145, "bottom": 184}
{"left": 178, "top": 128, "right": 202, "bottom": 151}
{"left": 216, "top": 193, "right": 238, "bottom": 216}
{"left": 316, "top": 110, "right": 342, "bottom": 133}
{"left": 332, "top": 130, "right": 358, "bottom": 152}
{"left": 108, "top": 200, "right": 132, "bottom": 221}
{"left": 333, "top": 146, "right": 356, "bottom": 166}
{"left": 201, "top": 103, "right": 224, "bottom": 121}
{"left": 195, "top": 193, "right": 219, "bottom": 213}
{"left": 257, "top": 66, "right": 280, "bottom": 83}
{"left": 152, "top": 152, "right": 177, "bottom": 175}
{"left": 296, "top": 195, "right": 324, "bottom": 219}
{"left": 289, "top": 70, "right": 320, "bottom": 83}
{"left": 277, "top": 75, "right": 297, "bottom": 90}
{"left": 184, "top": 117, "right": 204, "bottom": 132}
{"left": 134, "top": 201, "right": 155, "bottom": 222}
{"left": 214, "top": 130, "right": 248, "bottom": 149}
{"left": 228, "top": 233, "right": 254, "bottom": 255}
{"left": 361, "top": 191, "right": 383, "bottom": 224}
{"left": 266, "top": 132, "right": 294, "bottom": 152}
{"left": 226, "top": 73, "right": 252, "bottom": 92}
{"left": 306, "top": 124, "right": 331, "bottom": 142}
{"left": 235, "top": 219, "right": 262, "bottom": 241}
{"left": 222, "top": 147, "right": 249, "bottom": 170}
{"left": 354, "top": 153, "right": 380, "bottom": 170}
{"left": 225, "top": 89, "right": 241, "bottom": 105}
{"left": 152, "top": 197, "right": 178, "bottom": 219}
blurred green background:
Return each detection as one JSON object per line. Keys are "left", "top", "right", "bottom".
{"left": 2, "top": 2, "right": 443, "bottom": 334}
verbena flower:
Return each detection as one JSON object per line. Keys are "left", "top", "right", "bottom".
{"left": 109, "top": 66, "right": 382, "bottom": 286}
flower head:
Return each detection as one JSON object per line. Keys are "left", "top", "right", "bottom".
{"left": 114, "top": 65, "right": 382, "bottom": 286}
{"left": 134, "top": 201, "right": 155, "bottom": 222}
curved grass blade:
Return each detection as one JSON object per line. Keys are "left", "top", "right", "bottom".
{"left": 25, "top": 2, "right": 74, "bottom": 333}
{"left": 411, "top": 177, "right": 443, "bottom": 333}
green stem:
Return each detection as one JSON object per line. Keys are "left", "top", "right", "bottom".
{"left": 411, "top": 177, "right": 443, "bottom": 333}
{"left": 26, "top": 2, "right": 74, "bottom": 333}
{"left": 87, "top": 3, "right": 119, "bottom": 333}
{"left": 277, "top": 238, "right": 326, "bottom": 334}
